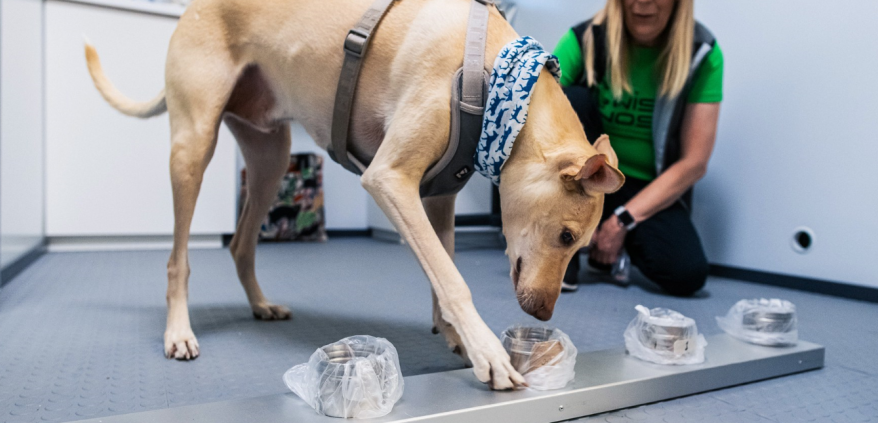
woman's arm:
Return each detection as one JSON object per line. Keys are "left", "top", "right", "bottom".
{"left": 624, "top": 102, "right": 720, "bottom": 221}
{"left": 589, "top": 102, "right": 720, "bottom": 264}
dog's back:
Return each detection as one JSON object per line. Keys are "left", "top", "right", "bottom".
{"left": 163, "top": 0, "right": 517, "bottom": 156}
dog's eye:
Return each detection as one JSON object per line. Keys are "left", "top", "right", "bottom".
{"left": 560, "top": 230, "right": 575, "bottom": 246}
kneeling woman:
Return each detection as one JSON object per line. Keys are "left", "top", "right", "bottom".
{"left": 555, "top": 0, "right": 723, "bottom": 296}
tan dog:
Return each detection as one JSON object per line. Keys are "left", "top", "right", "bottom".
{"left": 85, "top": 0, "right": 624, "bottom": 389}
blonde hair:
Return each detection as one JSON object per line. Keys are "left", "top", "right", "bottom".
{"left": 583, "top": 0, "right": 694, "bottom": 99}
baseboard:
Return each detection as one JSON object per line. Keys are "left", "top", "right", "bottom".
{"left": 327, "top": 229, "right": 372, "bottom": 238}
{"left": 47, "top": 235, "right": 223, "bottom": 252}
{"left": 1, "top": 242, "right": 47, "bottom": 287}
{"left": 368, "top": 226, "right": 505, "bottom": 249}
{"left": 370, "top": 228, "right": 404, "bottom": 244}
{"left": 455, "top": 226, "right": 505, "bottom": 249}
{"left": 51, "top": 230, "right": 387, "bottom": 252}
{"left": 455, "top": 213, "right": 501, "bottom": 227}
{"left": 710, "top": 264, "right": 878, "bottom": 304}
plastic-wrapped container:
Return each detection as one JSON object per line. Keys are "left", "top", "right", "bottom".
{"left": 501, "top": 325, "right": 577, "bottom": 390}
{"left": 624, "top": 305, "right": 707, "bottom": 365}
{"left": 283, "top": 335, "right": 404, "bottom": 418}
{"left": 716, "top": 298, "right": 797, "bottom": 346}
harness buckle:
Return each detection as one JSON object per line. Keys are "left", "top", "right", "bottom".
{"left": 344, "top": 29, "right": 369, "bottom": 57}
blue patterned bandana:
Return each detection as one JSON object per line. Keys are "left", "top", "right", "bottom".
{"left": 474, "top": 36, "right": 561, "bottom": 185}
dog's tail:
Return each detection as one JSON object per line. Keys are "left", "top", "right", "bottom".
{"left": 84, "top": 41, "right": 167, "bottom": 118}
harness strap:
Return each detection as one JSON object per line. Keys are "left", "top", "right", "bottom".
{"left": 461, "top": 0, "right": 490, "bottom": 108}
{"left": 419, "top": 0, "right": 490, "bottom": 196}
{"left": 329, "top": 0, "right": 396, "bottom": 175}
{"left": 330, "top": 0, "right": 493, "bottom": 197}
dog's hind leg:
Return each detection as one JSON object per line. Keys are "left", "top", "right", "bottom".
{"left": 225, "top": 116, "right": 292, "bottom": 320}
{"left": 423, "top": 195, "right": 471, "bottom": 367}
{"left": 163, "top": 47, "right": 240, "bottom": 360}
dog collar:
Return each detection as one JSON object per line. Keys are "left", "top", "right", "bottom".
{"left": 474, "top": 36, "right": 560, "bottom": 185}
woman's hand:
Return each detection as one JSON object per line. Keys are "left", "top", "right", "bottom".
{"left": 589, "top": 215, "right": 627, "bottom": 265}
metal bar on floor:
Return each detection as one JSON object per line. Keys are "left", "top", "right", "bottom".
{"left": 69, "top": 334, "right": 824, "bottom": 423}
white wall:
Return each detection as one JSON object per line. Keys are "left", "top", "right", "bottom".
{"left": 690, "top": 1, "right": 878, "bottom": 288}
{"left": 1, "top": 0, "right": 45, "bottom": 268}
{"left": 508, "top": 0, "right": 602, "bottom": 51}
{"left": 511, "top": 0, "right": 878, "bottom": 288}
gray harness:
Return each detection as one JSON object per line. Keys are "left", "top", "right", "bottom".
{"left": 327, "top": 0, "right": 492, "bottom": 198}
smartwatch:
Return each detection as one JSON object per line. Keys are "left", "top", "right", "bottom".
{"left": 614, "top": 206, "right": 637, "bottom": 231}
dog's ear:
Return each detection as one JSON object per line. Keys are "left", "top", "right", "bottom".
{"left": 559, "top": 136, "right": 625, "bottom": 194}
{"left": 559, "top": 154, "right": 625, "bottom": 194}
{"left": 593, "top": 134, "right": 618, "bottom": 168}
{"left": 580, "top": 154, "right": 625, "bottom": 193}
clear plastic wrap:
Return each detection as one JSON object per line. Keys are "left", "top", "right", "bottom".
{"left": 624, "top": 305, "right": 707, "bottom": 365}
{"left": 501, "top": 325, "right": 577, "bottom": 390}
{"left": 716, "top": 298, "right": 798, "bottom": 347}
{"left": 283, "top": 335, "right": 404, "bottom": 418}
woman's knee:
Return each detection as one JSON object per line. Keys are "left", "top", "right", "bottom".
{"left": 641, "top": 255, "right": 709, "bottom": 297}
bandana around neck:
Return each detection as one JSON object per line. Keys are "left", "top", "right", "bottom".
{"left": 474, "top": 36, "right": 561, "bottom": 186}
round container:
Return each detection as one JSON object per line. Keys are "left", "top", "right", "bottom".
{"left": 742, "top": 310, "right": 796, "bottom": 333}
{"left": 633, "top": 308, "right": 699, "bottom": 356}
{"left": 638, "top": 323, "right": 695, "bottom": 354}
{"left": 716, "top": 299, "right": 798, "bottom": 347}
{"left": 502, "top": 326, "right": 564, "bottom": 374}
{"left": 314, "top": 342, "right": 386, "bottom": 417}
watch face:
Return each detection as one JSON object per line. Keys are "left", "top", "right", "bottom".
{"left": 617, "top": 210, "right": 634, "bottom": 226}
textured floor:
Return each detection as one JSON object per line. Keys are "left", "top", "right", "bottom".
{"left": 0, "top": 238, "right": 876, "bottom": 423}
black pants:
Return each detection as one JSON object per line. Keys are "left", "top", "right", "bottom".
{"left": 562, "top": 86, "right": 709, "bottom": 297}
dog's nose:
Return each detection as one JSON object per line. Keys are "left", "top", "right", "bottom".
{"left": 519, "top": 293, "right": 556, "bottom": 321}
{"left": 531, "top": 305, "right": 554, "bottom": 321}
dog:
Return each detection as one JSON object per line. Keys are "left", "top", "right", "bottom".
{"left": 84, "top": 0, "right": 624, "bottom": 390}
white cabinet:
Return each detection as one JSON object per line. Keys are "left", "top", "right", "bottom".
{"left": 1, "top": 0, "right": 45, "bottom": 267}
{"left": 44, "top": 0, "right": 236, "bottom": 237}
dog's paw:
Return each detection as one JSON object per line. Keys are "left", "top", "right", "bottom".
{"left": 252, "top": 303, "right": 292, "bottom": 320}
{"left": 466, "top": 328, "right": 526, "bottom": 390}
{"left": 164, "top": 328, "right": 200, "bottom": 360}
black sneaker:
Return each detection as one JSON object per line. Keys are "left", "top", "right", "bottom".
{"left": 561, "top": 280, "right": 579, "bottom": 292}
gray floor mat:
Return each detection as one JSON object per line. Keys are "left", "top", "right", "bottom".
{"left": 0, "top": 238, "right": 875, "bottom": 422}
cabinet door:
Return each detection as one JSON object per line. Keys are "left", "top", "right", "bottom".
{"left": 45, "top": 0, "right": 236, "bottom": 236}
{"left": 1, "top": 0, "right": 45, "bottom": 267}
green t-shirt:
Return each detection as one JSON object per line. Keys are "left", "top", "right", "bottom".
{"left": 553, "top": 28, "right": 724, "bottom": 180}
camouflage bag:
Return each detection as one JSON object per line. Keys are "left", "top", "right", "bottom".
{"left": 241, "top": 154, "right": 327, "bottom": 242}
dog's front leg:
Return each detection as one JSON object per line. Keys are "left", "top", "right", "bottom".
{"left": 363, "top": 169, "right": 525, "bottom": 390}
{"left": 423, "top": 195, "right": 470, "bottom": 367}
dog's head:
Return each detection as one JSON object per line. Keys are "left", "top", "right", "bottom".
{"left": 500, "top": 134, "right": 624, "bottom": 320}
